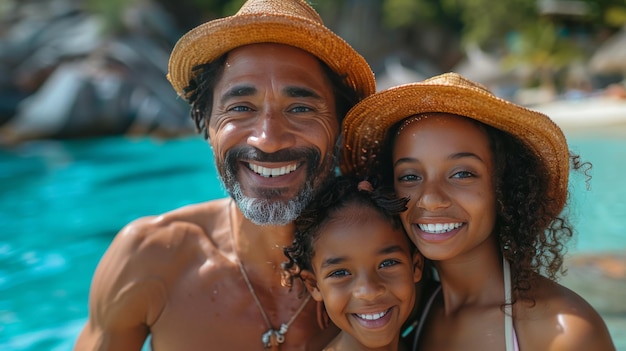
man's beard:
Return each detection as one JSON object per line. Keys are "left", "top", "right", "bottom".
{"left": 217, "top": 146, "right": 336, "bottom": 226}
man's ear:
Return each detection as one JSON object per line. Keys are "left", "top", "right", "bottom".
{"left": 412, "top": 251, "right": 424, "bottom": 283}
{"left": 300, "top": 270, "right": 323, "bottom": 302}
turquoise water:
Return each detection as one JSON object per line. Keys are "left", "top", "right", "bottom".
{"left": 0, "top": 134, "right": 624, "bottom": 350}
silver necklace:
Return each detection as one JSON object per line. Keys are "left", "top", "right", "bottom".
{"left": 228, "top": 200, "right": 312, "bottom": 350}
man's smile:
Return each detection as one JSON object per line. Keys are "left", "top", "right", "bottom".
{"left": 248, "top": 162, "right": 299, "bottom": 177}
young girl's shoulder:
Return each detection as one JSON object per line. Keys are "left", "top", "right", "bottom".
{"left": 515, "top": 275, "right": 615, "bottom": 351}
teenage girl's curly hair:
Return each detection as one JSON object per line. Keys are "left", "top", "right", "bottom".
{"left": 378, "top": 116, "right": 591, "bottom": 303}
{"left": 282, "top": 176, "right": 410, "bottom": 288}
{"left": 488, "top": 125, "right": 590, "bottom": 302}
{"left": 182, "top": 55, "right": 360, "bottom": 140}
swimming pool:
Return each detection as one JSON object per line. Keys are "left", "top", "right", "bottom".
{"left": 0, "top": 133, "right": 624, "bottom": 350}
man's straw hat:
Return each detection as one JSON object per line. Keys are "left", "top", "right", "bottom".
{"left": 167, "top": 0, "right": 376, "bottom": 100}
{"left": 342, "top": 72, "right": 570, "bottom": 216}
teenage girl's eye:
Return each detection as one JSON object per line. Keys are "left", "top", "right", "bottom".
{"left": 397, "top": 174, "right": 420, "bottom": 182}
{"left": 452, "top": 170, "right": 475, "bottom": 179}
{"left": 379, "top": 259, "right": 400, "bottom": 268}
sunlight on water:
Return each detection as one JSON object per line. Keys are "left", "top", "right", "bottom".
{"left": 567, "top": 137, "right": 626, "bottom": 253}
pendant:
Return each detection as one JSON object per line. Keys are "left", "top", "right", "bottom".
{"left": 261, "top": 323, "right": 288, "bottom": 350}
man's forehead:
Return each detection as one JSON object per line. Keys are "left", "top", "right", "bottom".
{"left": 216, "top": 44, "right": 332, "bottom": 101}
{"left": 225, "top": 42, "right": 320, "bottom": 63}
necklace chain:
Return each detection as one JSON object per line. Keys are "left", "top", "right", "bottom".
{"left": 228, "top": 200, "right": 312, "bottom": 350}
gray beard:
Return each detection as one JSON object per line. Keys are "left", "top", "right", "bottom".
{"left": 216, "top": 144, "right": 337, "bottom": 226}
{"left": 228, "top": 180, "right": 314, "bottom": 226}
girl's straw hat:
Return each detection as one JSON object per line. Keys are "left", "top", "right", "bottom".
{"left": 167, "top": 0, "right": 376, "bottom": 100}
{"left": 341, "top": 72, "right": 570, "bottom": 215}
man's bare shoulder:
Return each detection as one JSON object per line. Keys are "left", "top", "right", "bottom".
{"left": 76, "top": 198, "right": 235, "bottom": 348}
{"left": 91, "top": 197, "right": 232, "bottom": 298}
{"left": 110, "top": 197, "right": 232, "bottom": 265}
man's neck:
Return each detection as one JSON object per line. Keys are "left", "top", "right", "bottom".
{"left": 229, "top": 202, "right": 296, "bottom": 279}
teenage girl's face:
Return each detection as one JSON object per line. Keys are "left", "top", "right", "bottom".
{"left": 392, "top": 113, "right": 497, "bottom": 262}
{"left": 306, "top": 205, "right": 422, "bottom": 350}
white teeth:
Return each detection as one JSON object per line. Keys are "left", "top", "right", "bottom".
{"left": 249, "top": 163, "right": 297, "bottom": 177}
{"left": 357, "top": 310, "right": 388, "bottom": 320}
{"left": 418, "top": 222, "right": 463, "bottom": 234}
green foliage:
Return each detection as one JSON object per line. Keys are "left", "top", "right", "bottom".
{"left": 381, "top": 0, "right": 537, "bottom": 48}
{"left": 507, "top": 21, "right": 583, "bottom": 66}
{"left": 382, "top": 0, "right": 436, "bottom": 28}
{"left": 83, "top": 0, "right": 139, "bottom": 34}
{"left": 217, "top": 0, "right": 248, "bottom": 16}
{"left": 84, "top": 0, "right": 249, "bottom": 34}
{"left": 581, "top": 0, "right": 626, "bottom": 27}
{"left": 503, "top": 19, "right": 585, "bottom": 88}
{"left": 380, "top": 0, "right": 625, "bottom": 48}
{"left": 604, "top": 5, "right": 626, "bottom": 27}
{"left": 452, "top": 0, "right": 537, "bottom": 47}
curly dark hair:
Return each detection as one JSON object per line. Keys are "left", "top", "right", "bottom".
{"left": 182, "top": 54, "right": 361, "bottom": 139}
{"left": 281, "top": 176, "right": 411, "bottom": 288}
{"left": 378, "top": 115, "right": 591, "bottom": 303}
{"left": 488, "top": 125, "right": 590, "bottom": 302}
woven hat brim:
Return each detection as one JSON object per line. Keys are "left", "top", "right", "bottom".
{"left": 341, "top": 82, "right": 570, "bottom": 215}
{"left": 167, "top": 14, "right": 376, "bottom": 100}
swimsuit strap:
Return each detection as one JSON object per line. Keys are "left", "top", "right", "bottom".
{"left": 412, "top": 261, "right": 518, "bottom": 351}
{"left": 503, "top": 257, "right": 518, "bottom": 351}
{"left": 412, "top": 284, "right": 442, "bottom": 350}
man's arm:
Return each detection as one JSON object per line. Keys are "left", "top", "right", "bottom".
{"left": 74, "top": 218, "right": 168, "bottom": 351}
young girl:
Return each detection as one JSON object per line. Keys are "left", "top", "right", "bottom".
{"left": 341, "top": 73, "right": 616, "bottom": 351}
{"left": 283, "top": 176, "right": 424, "bottom": 351}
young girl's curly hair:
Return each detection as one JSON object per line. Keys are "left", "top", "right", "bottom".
{"left": 282, "top": 176, "right": 410, "bottom": 288}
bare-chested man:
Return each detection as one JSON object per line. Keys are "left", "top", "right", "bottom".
{"left": 73, "top": 0, "right": 376, "bottom": 350}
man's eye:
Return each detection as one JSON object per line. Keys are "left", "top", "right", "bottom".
{"left": 229, "top": 105, "right": 252, "bottom": 112}
{"left": 290, "top": 106, "right": 312, "bottom": 113}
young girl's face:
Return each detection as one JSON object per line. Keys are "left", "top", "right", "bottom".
{"left": 305, "top": 204, "right": 422, "bottom": 350}
{"left": 392, "top": 113, "right": 497, "bottom": 262}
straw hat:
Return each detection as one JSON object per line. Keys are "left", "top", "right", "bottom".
{"left": 167, "top": 0, "right": 376, "bottom": 100}
{"left": 341, "top": 72, "right": 570, "bottom": 215}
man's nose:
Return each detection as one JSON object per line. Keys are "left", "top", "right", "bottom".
{"left": 247, "top": 110, "right": 296, "bottom": 154}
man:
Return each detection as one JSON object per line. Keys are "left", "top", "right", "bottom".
{"left": 73, "top": 0, "right": 375, "bottom": 350}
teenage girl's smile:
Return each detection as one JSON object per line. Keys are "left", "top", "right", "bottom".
{"left": 412, "top": 220, "right": 466, "bottom": 242}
